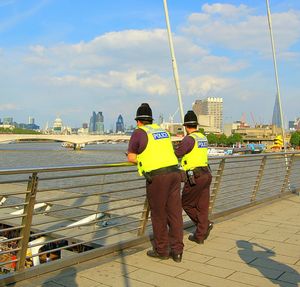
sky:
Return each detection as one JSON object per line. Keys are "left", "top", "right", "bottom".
{"left": 0, "top": 0, "right": 299, "bottom": 130}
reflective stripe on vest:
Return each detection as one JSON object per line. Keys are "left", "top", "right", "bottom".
{"left": 181, "top": 132, "right": 208, "bottom": 171}
{"left": 136, "top": 124, "right": 178, "bottom": 176}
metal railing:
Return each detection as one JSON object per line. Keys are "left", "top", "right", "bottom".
{"left": 0, "top": 151, "right": 299, "bottom": 284}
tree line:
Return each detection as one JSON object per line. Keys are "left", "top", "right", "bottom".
{"left": 290, "top": 131, "right": 300, "bottom": 148}
{"left": 203, "top": 129, "right": 300, "bottom": 148}
{"left": 0, "top": 128, "right": 40, "bottom": 134}
{"left": 198, "top": 128, "right": 243, "bottom": 146}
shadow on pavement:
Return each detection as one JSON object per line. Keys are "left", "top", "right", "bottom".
{"left": 237, "top": 240, "right": 299, "bottom": 286}
{"left": 42, "top": 266, "right": 78, "bottom": 287}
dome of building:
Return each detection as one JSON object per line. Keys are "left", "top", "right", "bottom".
{"left": 53, "top": 117, "right": 63, "bottom": 128}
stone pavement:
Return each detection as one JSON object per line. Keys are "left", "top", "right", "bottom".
{"left": 11, "top": 195, "right": 300, "bottom": 287}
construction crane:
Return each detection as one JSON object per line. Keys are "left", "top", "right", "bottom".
{"left": 240, "top": 112, "right": 246, "bottom": 127}
{"left": 169, "top": 108, "right": 179, "bottom": 123}
{"left": 250, "top": 112, "right": 257, "bottom": 127}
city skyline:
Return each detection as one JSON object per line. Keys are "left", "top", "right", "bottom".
{"left": 0, "top": 1, "right": 299, "bottom": 128}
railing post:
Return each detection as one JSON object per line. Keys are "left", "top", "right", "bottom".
{"left": 137, "top": 198, "right": 150, "bottom": 236}
{"left": 16, "top": 172, "right": 39, "bottom": 271}
{"left": 281, "top": 153, "right": 295, "bottom": 194}
{"left": 251, "top": 156, "right": 267, "bottom": 202}
{"left": 209, "top": 158, "right": 225, "bottom": 216}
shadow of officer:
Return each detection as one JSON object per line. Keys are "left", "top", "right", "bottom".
{"left": 41, "top": 266, "right": 78, "bottom": 286}
{"left": 236, "top": 240, "right": 299, "bottom": 286}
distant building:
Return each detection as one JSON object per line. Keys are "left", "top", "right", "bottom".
{"left": 232, "top": 124, "right": 282, "bottom": 145}
{"left": 82, "top": 123, "right": 88, "bottom": 129}
{"left": 28, "top": 116, "right": 35, "bottom": 125}
{"left": 272, "top": 95, "right": 281, "bottom": 128}
{"left": 289, "top": 120, "right": 295, "bottom": 131}
{"left": 115, "top": 115, "right": 125, "bottom": 133}
{"left": 160, "top": 122, "right": 184, "bottom": 136}
{"left": 53, "top": 116, "right": 63, "bottom": 133}
{"left": 3, "top": 117, "right": 13, "bottom": 125}
{"left": 18, "top": 123, "right": 40, "bottom": 130}
{"left": 295, "top": 118, "right": 300, "bottom": 130}
{"left": 89, "top": 111, "right": 104, "bottom": 134}
{"left": 158, "top": 114, "right": 164, "bottom": 125}
{"left": 290, "top": 118, "right": 300, "bottom": 131}
{"left": 193, "top": 97, "right": 223, "bottom": 132}
{"left": 197, "top": 115, "right": 219, "bottom": 133}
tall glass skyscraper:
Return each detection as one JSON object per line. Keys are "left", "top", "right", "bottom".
{"left": 116, "top": 115, "right": 125, "bottom": 133}
{"left": 89, "top": 111, "right": 104, "bottom": 134}
{"left": 272, "top": 95, "right": 281, "bottom": 128}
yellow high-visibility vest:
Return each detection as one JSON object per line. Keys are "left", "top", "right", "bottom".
{"left": 136, "top": 124, "right": 178, "bottom": 175}
{"left": 181, "top": 132, "right": 208, "bottom": 171}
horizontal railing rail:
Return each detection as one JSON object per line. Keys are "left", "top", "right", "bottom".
{"left": 0, "top": 151, "right": 299, "bottom": 285}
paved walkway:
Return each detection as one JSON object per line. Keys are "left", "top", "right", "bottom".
{"left": 12, "top": 195, "right": 300, "bottom": 287}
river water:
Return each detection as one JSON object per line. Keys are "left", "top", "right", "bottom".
{"left": 0, "top": 142, "right": 129, "bottom": 169}
{"left": 0, "top": 141, "right": 299, "bottom": 216}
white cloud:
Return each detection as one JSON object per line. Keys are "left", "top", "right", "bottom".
{"left": 22, "top": 28, "right": 244, "bottom": 91}
{"left": 48, "top": 69, "right": 171, "bottom": 96}
{"left": 2, "top": 3, "right": 299, "bottom": 126}
{"left": 202, "top": 3, "right": 251, "bottom": 18}
{"left": 183, "top": 4, "right": 300, "bottom": 57}
{"left": 185, "top": 75, "right": 234, "bottom": 97}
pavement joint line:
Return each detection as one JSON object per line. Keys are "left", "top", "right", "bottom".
{"left": 224, "top": 270, "right": 238, "bottom": 279}
{"left": 123, "top": 274, "right": 153, "bottom": 287}
{"left": 174, "top": 268, "right": 190, "bottom": 278}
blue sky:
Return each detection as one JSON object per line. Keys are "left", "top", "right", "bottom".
{"left": 0, "top": 0, "right": 299, "bottom": 130}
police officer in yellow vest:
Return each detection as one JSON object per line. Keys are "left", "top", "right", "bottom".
{"left": 127, "top": 103, "right": 184, "bottom": 262}
{"left": 175, "top": 110, "right": 213, "bottom": 244}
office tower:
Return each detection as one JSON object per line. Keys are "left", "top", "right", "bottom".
{"left": 82, "top": 123, "right": 88, "bottom": 129}
{"left": 28, "top": 116, "right": 35, "bottom": 125}
{"left": 295, "top": 118, "right": 300, "bottom": 130}
{"left": 3, "top": 117, "right": 13, "bottom": 125}
{"left": 116, "top": 115, "right": 125, "bottom": 133}
{"left": 158, "top": 114, "right": 164, "bottom": 125}
{"left": 272, "top": 95, "right": 281, "bottom": 128}
{"left": 89, "top": 111, "right": 104, "bottom": 134}
{"left": 95, "top": 112, "right": 104, "bottom": 134}
{"left": 193, "top": 97, "right": 223, "bottom": 132}
{"left": 89, "top": 112, "right": 96, "bottom": 133}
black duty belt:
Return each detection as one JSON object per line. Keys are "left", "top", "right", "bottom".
{"left": 149, "top": 165, "right": 179, "bottom": 176}
{"left": 193, "top": 166, "right": 209, "bottom": 174}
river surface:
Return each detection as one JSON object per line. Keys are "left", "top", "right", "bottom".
{"left": 0, "top": 142, "right": 129, "bottom": 169}
{"left": 0, "top": 141, "right": 299, "bottom": 214}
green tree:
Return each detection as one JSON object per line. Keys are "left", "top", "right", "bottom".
{"left": 207, "top": 133, "right": 218, "bottom": 145}
{"left": 227, "top": 133, "right": 243, "bottom": 146}
{"left": 290, "top": 131, "right": 300, "bottom": 147}
{"left": 217, "top": 134, "right": 227, "bottom": 146}
{"left": 0, "top": 128, "right": 40, "bottom": 134}
{"left": 199, "top": 127, "right": 205, "bottom": 134}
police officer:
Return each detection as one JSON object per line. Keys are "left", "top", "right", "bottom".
{"left": 127, "top": 103, "right": 184, "bottom": 262}
{"left": 175, "top": 110, "right": 213, "bottom": 244}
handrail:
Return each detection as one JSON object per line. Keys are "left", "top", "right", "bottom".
{"left": 0, "top": 151, "right": 299, "bottom": 283}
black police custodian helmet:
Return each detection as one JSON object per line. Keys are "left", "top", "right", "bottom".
{"left": 183, "top": 110, "right": 198, "bottom": 126}
{"left": 135, "top": 103, "right": 153, "bottom": 121}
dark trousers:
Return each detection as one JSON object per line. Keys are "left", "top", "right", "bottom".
{"left": 182, "top": 170, "right": 212, "bottom": 240}
{"left": 146, "top": 171, "right": 184, "bottom": 256}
